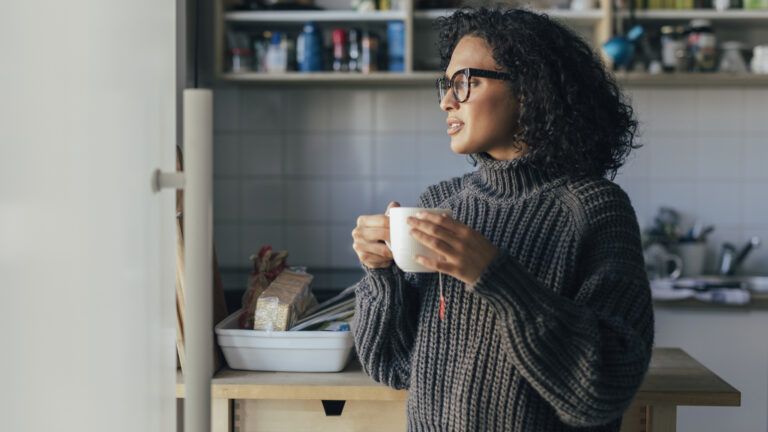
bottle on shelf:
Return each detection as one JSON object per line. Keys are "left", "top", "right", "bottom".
{"left": 361, "top": 32, "right": 379, "bottom": 74}
{"left": 265, "top": 32, "right": 288, "bottom": 73}
{"left": 227, "top": 30, "right": 253, "bottom": 73}
{"left": 349, "top": 29, "right": 361, "bottom": 72}
{"left": 230, "top": 47, "right": 253, "bottom": 73}
{"left": 660, "top": 25, "right": 685, "bottom": 72}
{"left": 687, "top": 19, "right": 717, "bottom": 72}
{"left": 332, "top": 29, "right": 350, "bottom": 72}
{"left": 386, "top": 21, "right": 405, "bottom": 72}
{"left": 297, "top": 22, "right": 323, "bottom": 72}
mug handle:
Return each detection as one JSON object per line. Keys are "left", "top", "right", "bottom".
{"left": 668, "top": 254, "right": 683, "bottom": 279}
{"left": 383, "top": 207, "right": 392, "bottom": 251}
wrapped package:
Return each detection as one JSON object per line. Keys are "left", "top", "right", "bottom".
{"left": 253, "top": 270, "right": 316, "bottom": 331}
{"left": 238, "top": 245, "right": 288, "bottom": 329}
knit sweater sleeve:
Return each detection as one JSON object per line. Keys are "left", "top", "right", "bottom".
{"left": 469, "top": 182, "right": 654, "bottom": 427}
{"left": 353, "top": 188, "right": 439, "bottom": 390}
{"left": 354, "top": 265, "right": 421, "bottom": 390}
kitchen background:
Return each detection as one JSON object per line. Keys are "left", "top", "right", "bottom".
{"left": 197, "top": 1, "right": 768, "bottom": 429}
{"left": 211, "top": 85, "right": 768, "bottom": 273}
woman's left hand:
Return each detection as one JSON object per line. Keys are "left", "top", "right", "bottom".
{"left": 407, "top": 212, "right": 498, "bottom": 285}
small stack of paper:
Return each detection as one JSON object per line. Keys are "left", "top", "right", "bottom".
{"left": 290, "top": 283, "right": 357, "bottom": 331}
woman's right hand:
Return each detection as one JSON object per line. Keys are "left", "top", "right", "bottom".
{"left": 352, "top": 201, "right": 400, "bottom": 269}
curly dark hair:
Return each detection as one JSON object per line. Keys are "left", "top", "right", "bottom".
{"left": 436, "top": 7, "right": 639, "bottom": 180}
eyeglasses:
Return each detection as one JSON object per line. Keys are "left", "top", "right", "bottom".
{"left": 436, "top": 68, "right": 513, "bottom": 105}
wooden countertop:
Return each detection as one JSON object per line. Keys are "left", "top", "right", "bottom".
{"left": 654, "top": 292, "right": 768, "bottom": 309}
{"left": 177, "top": 347, "right": 740, "bottom": 407}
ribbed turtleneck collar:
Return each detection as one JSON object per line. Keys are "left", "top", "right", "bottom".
{"left": 472, "top": 152, "right": 559, "bottom": 199}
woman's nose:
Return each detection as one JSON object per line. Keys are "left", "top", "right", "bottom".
{"left": 439, "top": 90, "right": 459, "bottom": 112}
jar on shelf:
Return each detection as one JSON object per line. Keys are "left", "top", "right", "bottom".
{"left": 718, "top": 41, "right": 748, "bottom": 73}
{"left": 752, "top": 45, "right": 768, "bottom": 74}
{"left": 230, "top": 48, "right": 253, "bottom": 73}
{"left": 660, "top": 25, "right": 684, "bottom": 73}
{"left": 687, "top": 19, "right": 717, "bottom": 72}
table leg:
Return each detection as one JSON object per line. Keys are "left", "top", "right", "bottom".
{"left": 212, "top": 398, "right": 232, "bottom": 432}
{"left": 619, "top": 401, "right": 646, "bottom": 432}
{"left": 647, "top": 404, "right": 677, "bottom": 432}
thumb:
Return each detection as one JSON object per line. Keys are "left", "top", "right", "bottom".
{"left": 385, "top": 201, "right": 400, "bottom": 216}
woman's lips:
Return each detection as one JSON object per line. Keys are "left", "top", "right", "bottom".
{"left": 447, "top": 119, "right": 464, "bottom": 136}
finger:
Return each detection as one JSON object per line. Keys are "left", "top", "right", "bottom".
{"left": 407, "top": 217, "right": 461, "bottom": 248}
{"left": 415, "top": 255, "right": 454, "bottom": 274}
{"left": 361, "top": 256, "right": 391, "bottom": 268}
{"left": 352, "top": 227, "right": 390, "bottom": 243}
{"left": 353, "top": 241, "right": 393, "bottom": 259}
{"left": 357, "top": 214, "right": 389, "bottom": 228}
{"left": 385, "top": 201, "right": 401, "bottom": 213}
{"left": 414, "top": 212, "right": 460, "bottom": 236}
{"left": 410, "top": 229, "right": 457, "bottom": 257}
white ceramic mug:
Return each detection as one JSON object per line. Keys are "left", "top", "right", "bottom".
{"left": 644, "top": 243, "right": 683, "bottom": 280}
{"left": 385, "top": 207, "right": 452, "bottom": 273}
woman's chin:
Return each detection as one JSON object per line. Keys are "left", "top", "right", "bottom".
{"left": 449, "top": 139, "right": 473, "bottom": 155}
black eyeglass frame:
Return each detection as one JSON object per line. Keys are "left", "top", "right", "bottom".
{"left": 436, "top": 68, "right": 514, "bottom": 104}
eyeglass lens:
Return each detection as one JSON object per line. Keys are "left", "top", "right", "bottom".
{"left": 436, "top": 72, "right": 469, "bottom": 104}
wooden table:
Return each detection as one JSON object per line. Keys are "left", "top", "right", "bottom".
{"left": 176, "top": 347, "right": 740, "bottom": 432}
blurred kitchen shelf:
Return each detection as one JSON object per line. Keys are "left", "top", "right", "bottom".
{"left": 220, "top": 71, "right": 434, "bottom": 84}
{"left": 618, "top": 9, "right": 768, "bottom": 21}
{"left": 413, "top": 8, "right": 604, "bottom": 24}
{"left": 215, "top": 0, "right": 613, "bottom": 80}
{"left": 225, "top": 10, "right": 407, "bottom": 22}
{"left": 220, "top": 70, "right": 768, "bottom": 86}
{"left": 615, "top": 72, "right": 768, "bottom": 86}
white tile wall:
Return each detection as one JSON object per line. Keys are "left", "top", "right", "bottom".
{"left": 241, "top": 133, "right": 283, "bottom": 176}
{"left": 623, "top": 87, "right": 768, "bottom": 276}
{"left": 213, "top": 86, "right": 768, "bottom": 275}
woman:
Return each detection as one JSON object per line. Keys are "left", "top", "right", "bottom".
{"left": 351, "top": 8, "right": 653, "bottom": 431}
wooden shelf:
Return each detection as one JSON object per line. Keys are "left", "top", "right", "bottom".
{"left": 413, "top": 8, "right": 604, "bottom": 23}
{"left": 225, "top": 10, "right": 407, "bottom": 22}
{"left": 618, "top": 9, "right": 768, "bottom": 21}
{"left": 219, "top": 70, "right": 768, "bottom": 86}
{"left": 220, "top": 71, "right": 435, "bottom": 84}
{"left": 614, "top": 72, "right": 768, "bottom": 86}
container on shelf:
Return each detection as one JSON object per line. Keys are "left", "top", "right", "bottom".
{"left": 230, "top": 48, "right": 253, "bottom": 73}
{"left": 687, "top": 19, "right": 717, "bottom": 71}
{"left": 332, "top": 28, "right": 350, "bottom": 71}
{"left": 265, "top": 32, "right": 288, "bottom": 73}
{"left": 661, "top": 25, "right": 686, "bottom": 71}
{"left": 386, "top": 21, "right": 405, "bottom": 72}
{"left": 361, "top": 31, "right": 380, "bottom": 73}
{"left": 719, "top": 41, "right": 748, "bottom": 72}
{"left": 295, "top": 21, "right": 323, "bottom": 72}
{"left": 215, "top": 310, "right": 354, "bottom": 372}
{"left": 752, "top": 45, "right": 768, "bottom": 73}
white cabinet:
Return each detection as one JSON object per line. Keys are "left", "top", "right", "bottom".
{"left": 654, "top": 305, "right": 768, "bottom": 431}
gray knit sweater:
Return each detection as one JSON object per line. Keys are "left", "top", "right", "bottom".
{"left": 353, "top": 152, "right": 654, "bottom": 431}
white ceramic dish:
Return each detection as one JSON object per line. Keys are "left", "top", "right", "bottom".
{"left": 215, "top": 310, "right": 354, "bottom": 372}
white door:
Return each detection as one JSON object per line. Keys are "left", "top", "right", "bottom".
{"left": 0, "top": 1, "right": 177, "bottom": 431}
